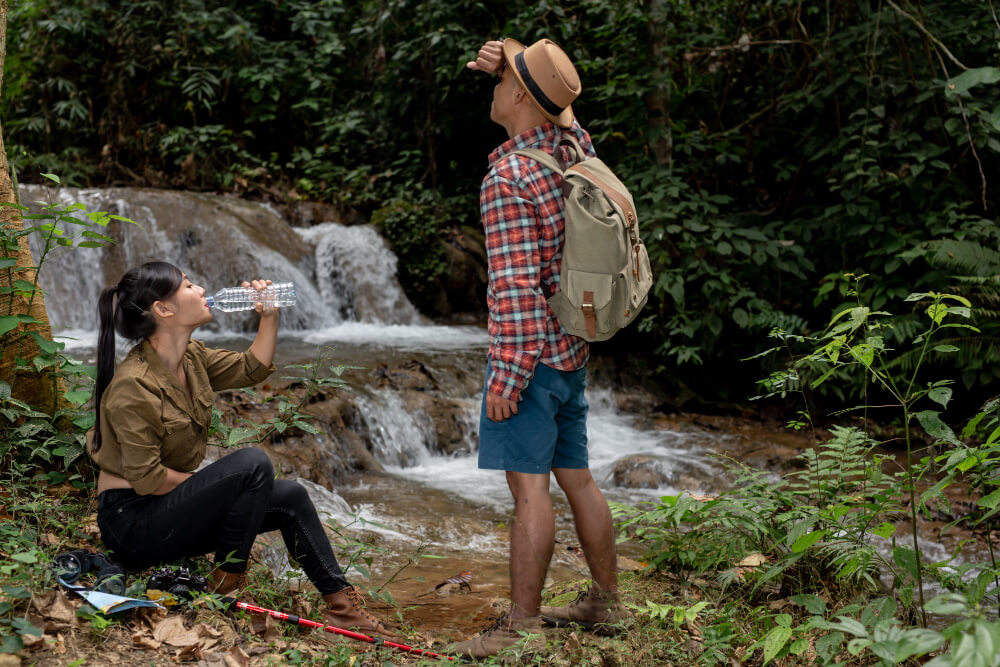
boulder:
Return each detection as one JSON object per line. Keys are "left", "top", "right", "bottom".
{"left": 612, "top": 454, "right": 673, "bottom": 489}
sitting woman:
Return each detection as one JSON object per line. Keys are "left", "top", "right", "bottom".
{"left": 88, "top": 261, "right": 390, "bottom": 635}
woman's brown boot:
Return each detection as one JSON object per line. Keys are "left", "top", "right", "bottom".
{"left": 322, "top": 586, "right": 395, "bottom": 637}
{"left": 207, "top": 567, "right": 248, "bottom": 596}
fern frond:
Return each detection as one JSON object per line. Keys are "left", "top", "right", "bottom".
{"left": 925, "top": 239, "right": 1000, "bottom": 277}
{"left": 750, "top": 308, "right": 809, "bottom": 334}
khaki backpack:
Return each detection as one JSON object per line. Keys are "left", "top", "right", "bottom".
{"left": 512, "top": 137, "right": 653, "bottom": 342}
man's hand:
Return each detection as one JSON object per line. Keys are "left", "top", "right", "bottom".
{"left": 486, "top": 390, "right": 518, "bottom": 422}
{"left": 466, "top": 40, "right": 504, "bottom": 74}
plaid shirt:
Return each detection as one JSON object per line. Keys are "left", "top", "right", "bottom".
{"left": 481, "top": 120, "right": 595, "bottom": 401}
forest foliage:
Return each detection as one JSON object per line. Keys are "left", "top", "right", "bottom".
{"left": 4, "top": 0, "right": 1000, "bottom": 404}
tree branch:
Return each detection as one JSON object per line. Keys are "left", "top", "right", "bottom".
{"left": 885, "top": 0, "right": 968, "bottom": 70}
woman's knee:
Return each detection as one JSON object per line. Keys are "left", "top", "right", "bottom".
{"left": 271, "top": 479, "right": 313, "bottom": 512}
{"left": 228, "top": 447, "right": 274, "bottom": 489}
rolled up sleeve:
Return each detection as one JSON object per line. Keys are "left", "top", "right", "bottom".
{"left": 110, "top": 379, "right": 168, "bottom": 496}
{"left": 193, "top": 340, "right": 276, "bottom": 391}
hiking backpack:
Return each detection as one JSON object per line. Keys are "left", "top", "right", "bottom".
{"left": 512, "top": 136, "right": 653, "bottom": 342}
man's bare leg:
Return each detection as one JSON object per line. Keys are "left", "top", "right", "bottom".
{"left": 553, "top": 467, "right": 617, "bottom": 592}
{"left": 506, "top": 471, "right": 555, "bottom": 619}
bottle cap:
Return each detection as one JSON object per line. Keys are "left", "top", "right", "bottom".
{"left": 206, "top": 296, "right": 214, "bottom": 309}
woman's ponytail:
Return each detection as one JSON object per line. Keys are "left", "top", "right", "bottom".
{"left": 90, "top": 261, "right": 183, "bottom": 453}
{"left": 91, "top": 286, "right": 119, "bottom": 453}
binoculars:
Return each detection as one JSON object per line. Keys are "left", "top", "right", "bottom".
{"left": 54, "top": 550, "right": 127, "bottom": 596}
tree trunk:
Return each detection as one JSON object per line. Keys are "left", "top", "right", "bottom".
{"left": 644, "top": 0, "right": 673, "bottom": 167}
{"left": 0, "top": 0, "right": 66, "bottom": 414}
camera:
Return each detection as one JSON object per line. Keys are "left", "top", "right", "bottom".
{"left": 147, "top": 567, "right": 208, "bottom": 600}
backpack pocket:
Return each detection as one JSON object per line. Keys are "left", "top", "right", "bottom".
{"left": 550, "top": 269, "right": 614, "bottom": 340}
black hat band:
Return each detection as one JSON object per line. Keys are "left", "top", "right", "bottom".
{"left": 514, "top": 51, "right": 565, "bottom": 118}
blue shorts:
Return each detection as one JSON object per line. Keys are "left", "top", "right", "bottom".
{"left": 478, "top": 361, "right": 589, "bottom": 474}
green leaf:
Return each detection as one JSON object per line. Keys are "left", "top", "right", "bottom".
{"left": 790, "top": 593, "right": 827, "bottom": 614}
{"left": 834, "top": 617, "right": 869, "bottom": 638}
{"left": 29, "top": 331, "right": 64, "bottom": 354}
{"left": 978, "top": 488, "right": 1000, "bottom": 510}
{"left": 928, "top": 387, "right": 953, "bottom": 408}
{"left": 10, "top": 552, "right": 38, "bottom": 564}
{"left": 0, "top": 316, "right": 21, "bottom": 337}
{"left": 13, "top": 279, "right": 35, "bottom": 292}
{"left": 292, "top": 420, "right": 320, "bottom": 434}
{"left": 915, "top": 410, "right": 960, "bottom": 445}
{"left": 792, "top": 529, "right": 826, "bottom": 553}
{"left": 933, "top": 344, "right": 960, "bottom": 353}
{"left": 761, "top": 625, "right": 792, "bottom": 665}
{"left": 0, "top": 258, "right": 16, "bottom": 269}
{"left": 63, "top": 390, "right": 91, "bottom": 407}
{"left": 41, "top": 173, "right": 61, "bottom": 184}
{"left": 1, "top": 633, "right": 23, "bottom": 653}
{"left": 893, "top": 545, "right": 920, "bottom": 580}
{"left": 11, "top": 618, "right": 41, "bottom": 637}
{"left": 947, "top": 66, "right": 1000, "bottom": 93}
{"left": 871, "top": 522, "right": 896, "bottom": 539}
{"left": 924, "top": 594, "right": 969, "bottom": 616}
{"left": 2, "top": 586, "right": 30, "bottom": 599}
{"left": 894, "top": 629, "right": 944, "bottom": 662}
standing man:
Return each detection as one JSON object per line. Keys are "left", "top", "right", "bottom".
{"left": 451, "top": 38, "right": 628, "bottom": 659}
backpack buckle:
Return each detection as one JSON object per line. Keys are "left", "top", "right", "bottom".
{"left": 582, "top": 290, "right": 597, "bottom": 339}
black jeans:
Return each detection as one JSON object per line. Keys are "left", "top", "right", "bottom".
{"left": 97, "top": 448, "right": 349, "bottom": 595}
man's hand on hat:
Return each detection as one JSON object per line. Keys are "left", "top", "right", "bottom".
{"left": 466, "top": 40, "right": 504, "bottom": 75}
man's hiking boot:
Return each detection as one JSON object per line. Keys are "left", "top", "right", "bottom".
{"left": 540, "top": 584, "right": 629, "bottom": 636}
{"left": 323, "top": 586, "right": 395, "bottom": 637}
{"left": 449, "top": 614, "right": 546, "bottom": 659}
{"left": 207, "top": 567, "right": 247, "bottom": 596}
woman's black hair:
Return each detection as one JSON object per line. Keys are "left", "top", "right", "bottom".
{"left": 92, "top": 261, "right": 184, "bottom": 452}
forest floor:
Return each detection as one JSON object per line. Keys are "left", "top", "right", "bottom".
{"left": 3, "top": 415, "right": 984, "bottom": 667}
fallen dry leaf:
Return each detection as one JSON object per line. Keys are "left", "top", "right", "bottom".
{"left": 132, "top": 629, "right": 161, "bottom": 650}
{"left": 616, "top": 556, "right": 644, "bottom": 571}
{"left": 688, "top": 493, "right": 716, "bottom": 502}
{"left": 176, "top": 643, "right": 205, "bottom": 662}
{"left": 768, "top": 599, "right": 791, "bottom": 611}
{"left": 563, "top": 631, "right": 582, "bottom": 653}
{"left": 224, "top": 645, "right": 250, "bottom": 667}
{"left": 43, "top": 590, "right": 77, "bottom": 626}
{"left": 52, "top": 633, "right": 66, "bottom": 655}
{"left": 153, "top": 615, "right": 222, "bottom": 650}
{"left": 737, "top": 553, "right": 767, "bottom": 567}
{"left": 251, "top": 613, "right": 283, "bottom": 643}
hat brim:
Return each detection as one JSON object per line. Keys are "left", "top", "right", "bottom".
{"left": 501, "top": 38, "right": 575, "bottom": 129}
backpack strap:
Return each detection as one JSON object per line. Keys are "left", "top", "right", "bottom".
{"left": 510, "top": 147, "right": 565, "bottom": 174}
{"left": 510, "top": 147, "right": 575, "bottom": 198}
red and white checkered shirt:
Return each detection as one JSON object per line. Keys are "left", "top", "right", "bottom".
{"left": 481, "top": 120, "right": 595, "bottom": 401}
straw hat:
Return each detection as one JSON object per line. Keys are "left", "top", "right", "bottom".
{"left": 501, "top": 38, "right": 581, "bottom": 129}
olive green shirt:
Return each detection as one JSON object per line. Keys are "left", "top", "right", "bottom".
{"left": 88, "top": 338, "right": 275, "bottom": 495}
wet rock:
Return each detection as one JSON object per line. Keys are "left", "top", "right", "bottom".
{"left": 612, "top": 455, "right": 672, "bottom": 489}
{"left": 441, "top": 226, "right": 488, "bottom": 315}
{"left": 399, "top": 390, "right": 474, "bottom": 456}
{"left": 373, "top": 359, "right": 438, "bottom": 391}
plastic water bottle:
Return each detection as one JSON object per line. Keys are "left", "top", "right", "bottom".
{"left": 206, "top": 282, "right": 296, "bottom": 312}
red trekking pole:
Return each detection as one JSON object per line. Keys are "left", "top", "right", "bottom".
{"left": 226, "top": 598, "right": 457, "bottom": 661}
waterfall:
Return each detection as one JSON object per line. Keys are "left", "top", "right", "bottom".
{"left": 295, "top": 223, "right": 423, "bottom": 325}
{"left": 18, "top": 186, "right": 420, "bottom": 335}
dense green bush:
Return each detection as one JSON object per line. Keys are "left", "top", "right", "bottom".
{"left": 6, "top": 0, "right": 999, "bottom": 403}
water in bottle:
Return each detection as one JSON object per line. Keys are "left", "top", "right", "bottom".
{"left": 206, "top": 282, "right": 296, "bottom": 312}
